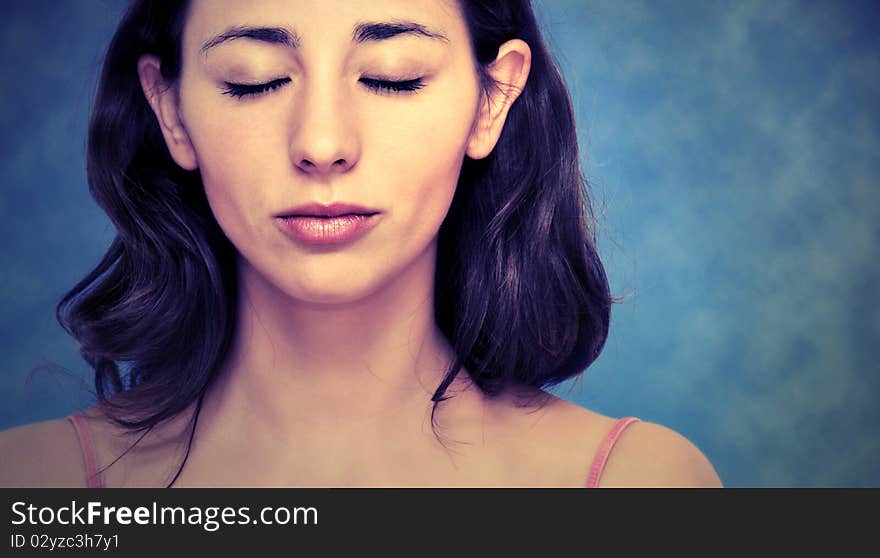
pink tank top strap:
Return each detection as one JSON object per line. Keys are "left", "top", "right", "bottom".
{"left": 586, "top": 416, "right": 641, "bottom": 488}
{"left": 66, "top": 412, "right": 104, "bottom": 488}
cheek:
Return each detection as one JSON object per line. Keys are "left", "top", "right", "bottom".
{"left": 184, "top": 106, "right": 275, "bottom": 237}
{"left": 189, "top": 102, "right": 271, "bottom": 185}
{"left": 374, "top": 87, "right": 478, "bottom": 235}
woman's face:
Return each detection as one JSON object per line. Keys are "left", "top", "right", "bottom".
{"left": 167, "top": 0, "right": 482, "bottom": 304}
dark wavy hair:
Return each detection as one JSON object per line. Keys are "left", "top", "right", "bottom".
{"left": 57, "top": 0, "right": 617, "bottom": 487}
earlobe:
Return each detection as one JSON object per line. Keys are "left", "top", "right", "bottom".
{"left": 137, "top": 54, "right": 199, "bottom": 171}
{"left": 466, "top": 39, "right": 532, "bottom": 160}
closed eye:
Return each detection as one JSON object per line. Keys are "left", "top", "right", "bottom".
{"left": 221, "top": 77, "right": 425, "bottom": 99}
{"left": 221, "top": 77, "right": 291, "bottom": 99}
{"left": 359, "top": 77, "right": 425, "bottom": 94}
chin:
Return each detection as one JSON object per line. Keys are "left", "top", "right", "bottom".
{"left": 280, "top": 276, "right": 390, "bottom": 308}
{"left": 289, "top": 289, "right": 375, "bottom": 308}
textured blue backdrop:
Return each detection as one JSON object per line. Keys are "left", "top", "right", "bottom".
{"left": 1, "top": 0, "right": 877, "bottom": 487}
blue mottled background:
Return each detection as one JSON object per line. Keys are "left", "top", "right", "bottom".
{"left": 1, "top": 0, "right": 877, "bottom": 487}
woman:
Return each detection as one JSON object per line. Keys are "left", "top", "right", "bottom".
{"left": 0, "top": 0, "right": 722, "bottom": 487}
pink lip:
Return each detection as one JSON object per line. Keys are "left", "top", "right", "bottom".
{"left": 276, "top": 214, "right": 380, "bottom": 245}
{"left": 275, "top": 201, "right": 379, "bottom": 218}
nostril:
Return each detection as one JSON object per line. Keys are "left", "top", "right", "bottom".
{"left": 297, "top": 158, "right": 349, "bottom": 172}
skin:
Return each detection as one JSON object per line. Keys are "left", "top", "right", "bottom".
{"left": 0, "top": 0, "right": 723, "bottom": 487}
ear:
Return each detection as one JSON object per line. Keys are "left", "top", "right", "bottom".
{"left": 466, "top": 39, "right": 532, "bottom": 160}
{"left": 137, "top": 54, "right": 199, "bottom": 170}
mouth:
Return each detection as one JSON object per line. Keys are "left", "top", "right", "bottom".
{"left": 275, "top": 201, "right": 381, "bottom": 219}
{"left": 280, "top": 212, "right": 380, "bottom": 218}
{"left": 276, "top": 213, "right": 381, "bottom": 245}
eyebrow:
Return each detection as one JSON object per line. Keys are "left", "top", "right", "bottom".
{"left": 199, "top": 20, "right": 449, "bottom": 54}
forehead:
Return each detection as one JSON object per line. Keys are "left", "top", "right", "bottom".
{"left": 184, "top": 0, "right": 466, "bottom": 53}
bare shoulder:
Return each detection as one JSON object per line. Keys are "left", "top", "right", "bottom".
{"left": 494, "top": 390, "right": 722, "bottom": 487}
{"left": 1, "top": 404, "right": 192, "bottom": 488}
{"left": 597, "top": 419, "right": 724, "bottom": 488}
{"left": 0, "top": 415, "right": 88, "bottom": 487}
{"left": 486, "top": 389, "right": 626, "bottom": 486}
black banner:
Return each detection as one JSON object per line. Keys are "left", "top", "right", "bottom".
{"left": 1, "top": 489, "right": 873, "bottom": 554}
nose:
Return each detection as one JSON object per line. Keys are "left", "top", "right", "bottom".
{"left": 288, "top": 78, "right": 360, "bottom": 176}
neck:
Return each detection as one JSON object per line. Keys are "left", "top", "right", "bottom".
{"left": 202, "top": 240, "right": 478, "bottom": 440}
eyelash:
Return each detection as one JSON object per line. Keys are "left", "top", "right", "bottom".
{"left": 221, "top": 77, "right": 425, "bottom": 99}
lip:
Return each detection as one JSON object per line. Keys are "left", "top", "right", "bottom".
{"left": 275, "top": 202, "right": 380, "bottom": 218}
{"left": 276, "top": 213, "right": 380, "bottom": 245}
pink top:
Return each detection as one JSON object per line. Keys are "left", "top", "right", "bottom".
{"left": 585, "top": 416, "right": 641, "bottom": 487}
{"left": 66, "top": 413, "right": 640, "bottom": 488}
{"left": 66, "top": 412, "right": 104, "bottom": 488}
